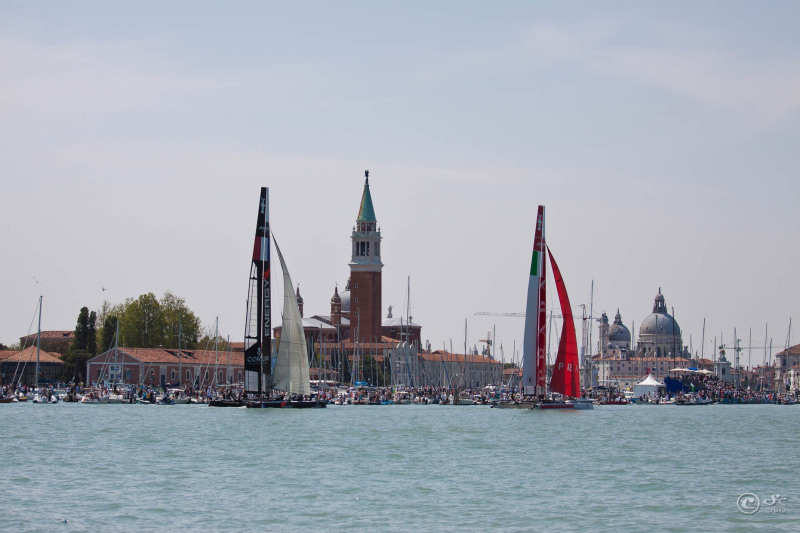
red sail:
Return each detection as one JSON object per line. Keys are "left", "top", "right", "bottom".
{"left": 547, "top": 247, "right": 580, "bottom": 398}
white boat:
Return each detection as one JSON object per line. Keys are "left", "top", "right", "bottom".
{"left": 80, "top": 392, "right": 109, "bottom": 404}
{"left": 675, "top": 394, "right": 713, "bottom": 406}
{"left": 105, "top": 393, "right": 127, "bottom": 404}
{"left": 31, "top": 392, "right": 58, "bottom": 403}
{"left": 165, "top": 388, "right": 191, "bottom": 404}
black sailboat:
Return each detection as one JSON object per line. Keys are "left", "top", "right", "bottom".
{"left": 240, "top": 187, "right": 325, "bottom": 409}
{"left": 209, "top": 188, "right": 271, "bottom": 407}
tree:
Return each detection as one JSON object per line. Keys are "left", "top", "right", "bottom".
{"left": 87, "top": 311, "right": 98, "bottom": 355}
{"left": 197, "top": 333, "right": 230, "bottom": 352}
{"left": 101, "top": 315, "right": 119, "bottom": 352}
{"left": 62, "top": 306, "right": 94, "bottom": 382}
{"left": 101, "top": 291, "right": 202, "bottom": 349}
{"left": 120, "top": 293, "right": 165, "bottom": 348}
{"left": 72, "top": 307, "right": 90, "bottom": 351}
{"left": 161, "top": 292, "right": 201, "bottom": 349}
{"left": 96, "top": 301, "right": 124, "bottom": 352}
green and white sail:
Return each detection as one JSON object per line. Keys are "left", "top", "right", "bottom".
{"left": 522, "top": 205, "right": 547, "bottom": 396}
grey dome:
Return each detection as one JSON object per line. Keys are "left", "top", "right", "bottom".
{"left": 640, "top": 313, "right": 680, "bottom": 336}
{"left": 639, "top": 289, "right": 680, "bottom": 337}
{"left": 608, "top": 310, "right": 630, "bottom": 342}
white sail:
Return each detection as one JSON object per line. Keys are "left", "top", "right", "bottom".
{"left": 522, "top": 206, "right": 545, "bottom": 396}
{"left": 271, "top": 235, "right": 311, "bottom": 396}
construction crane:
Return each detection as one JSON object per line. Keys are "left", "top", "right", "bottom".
{"left": 474, "top": 312, "right": 564, "bottom": 318}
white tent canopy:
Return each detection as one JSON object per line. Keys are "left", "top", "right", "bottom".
{"left": 633, "top": 374, "right": 666, "bottom": 397}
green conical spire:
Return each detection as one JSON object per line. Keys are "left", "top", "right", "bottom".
{"left": 357, "top": 170, "right": 377, "bottom": 222}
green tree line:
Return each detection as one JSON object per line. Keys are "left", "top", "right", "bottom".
{"left": 61, "top": 291, "right": 204, "bottom": 382}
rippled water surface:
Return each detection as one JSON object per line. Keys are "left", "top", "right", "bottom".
{"left": 1, "top": 402, "right": 798, "bottom": 532}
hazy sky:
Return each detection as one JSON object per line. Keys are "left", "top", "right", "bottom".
{"left": 2, "top": 2, "right": 798, "bottom": 368}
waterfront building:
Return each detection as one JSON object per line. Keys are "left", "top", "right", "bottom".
{"left": 634, "top": 289, "right": 689, "bottom": 360}
{"left": 787, "top": 364, "right": 800, "bottom": 394}
{"left": 593, "top": 289, "right": 692, "bottom": 388}
{"left": 714, "top": 351, "right": 734, "bottom": 384}
{"left": 308, "top": 340, "right": 500, "bottom": 389}
{"left": 0, "top": 346, "right": 64, "bottom": 385}
{"left": 386, "top": 343, "right": 501, "bottom": 389}
{"left": 775, "top": 343, "right": 800, "bottom": 392}
{"left": 86, "top": 347, "right": 244, "bottom": 388}
{"left": 18, "top": 330, "right": 74, "bottom": 356}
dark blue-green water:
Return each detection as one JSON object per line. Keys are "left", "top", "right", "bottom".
{"left": 1, "top": 402, "right": 797, "bottom": 532}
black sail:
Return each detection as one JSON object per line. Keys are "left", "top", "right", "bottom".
{"left": 244, "top": 187, "right": 271, "bottom": 395}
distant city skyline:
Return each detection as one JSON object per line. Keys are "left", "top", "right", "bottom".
{"left": 2, "top": 2, "right": 798, "bottom": 369}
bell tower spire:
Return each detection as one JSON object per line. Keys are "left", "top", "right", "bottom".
{"left": 350, "top": 170, "right": 383, "bottom": 345}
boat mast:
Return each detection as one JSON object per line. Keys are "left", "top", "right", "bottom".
{"left": 261, "top": 190, "right": 271, "bottom": 395}
{"left": 522, "top": 206, "right": 546, "bottom": 397}
{"left": 244, "top": 187, "right": 271, "bottom": 396}
{"left": 35, "top": 295, "right": 42, "bottom": 388}
{"left": 588, "top": 280, "right": 594, "bottom": 369}
{"left": 178, "top": 313, "right": 182, "bottom": 387}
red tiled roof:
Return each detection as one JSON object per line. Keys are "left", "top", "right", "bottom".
{"left": 0, "top": 350, "right": 18, "bottom": 361}
{"left": 19, "top": 330, "right": 74, "bottom": 342}
{"left": 424, "top": 351, "right": 498, "bottom": 364}
{"left": 89, "top": 347, "right": 244, "bottom": 366}
{"left": 316, "top": 340, "right": 399, "bottom": 352}
{"left": 1, "top": 346, "right": 64, "bottom": 364}
{"left": 776, "top": 344, "right": 800, "bottom": 356}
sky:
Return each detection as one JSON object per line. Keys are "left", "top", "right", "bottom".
{"left": 2, "top": 1, "right": 798, "bottom": 369}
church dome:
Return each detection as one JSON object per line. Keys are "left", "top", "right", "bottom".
{"left": 296, "top": 285, "right": 304, "bottom": 304}
{"left": 639, "top": 289, "right": 681, "bottom": 337}
{"left": 608, "top": 310, "right": 630, "bottom": 342}
{"left": 330, "top": 286, "right": 341, "bottom": 305}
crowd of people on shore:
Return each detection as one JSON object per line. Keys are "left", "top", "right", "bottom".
{"left": 678, "top": 373, "right": 796, "bottom": 404}
{"left": 3, "top": 377, "right": 798, "bottom": 405}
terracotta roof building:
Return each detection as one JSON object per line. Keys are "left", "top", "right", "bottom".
{"left": 18, "top": 330, "right": 74, "bottom": 356}
{"left": 1, "top": 346, "right": 65, "bottom": 385}
{"left": 86, "top": 347, "right": 244, "bottom": 388}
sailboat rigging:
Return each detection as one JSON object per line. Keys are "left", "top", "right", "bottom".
{"left": 240, "top": 187, "right": 325, "bottom": 409}
{"left": 495, "top": 205, "right": 592, "bottom": 410}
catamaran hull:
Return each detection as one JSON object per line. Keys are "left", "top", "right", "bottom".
{"left": 533, "top": 400, "right": 594, "bottom": 410}
{"left": 208, "top": 399, "right": 244, "bottom": 407}
{"left": 491, "top": 401, "right": 537, "bottom": 409}
{"left": 245, "top": 399, "right": 327, "bottom": 408}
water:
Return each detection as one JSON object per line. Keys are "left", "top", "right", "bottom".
{"left": 1, "top": 402, "right": 798, "bottom": 532}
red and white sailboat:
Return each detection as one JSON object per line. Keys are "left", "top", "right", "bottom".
{"left": 522, "top": 206, "right": 592, "bottom": 410}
